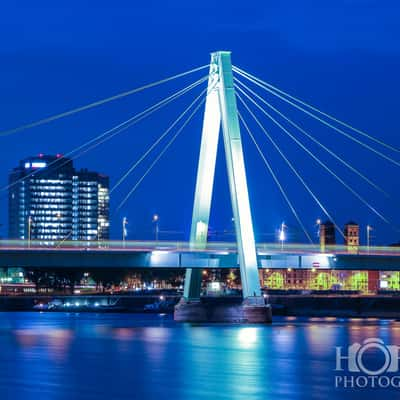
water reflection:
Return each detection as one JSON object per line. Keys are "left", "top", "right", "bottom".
{"left": 237, "top": 327, "right": 258, "bottom": 348}
{"left": 0, "top": 313, "right": 399, "bottom": 400}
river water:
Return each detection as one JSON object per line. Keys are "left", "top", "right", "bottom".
{"left": 0, "top": 312, "right": 399, "bottom": 399}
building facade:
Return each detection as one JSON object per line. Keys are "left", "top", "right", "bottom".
{"left": 259, "top": 268, "right": 395, "bottom": 294}
{"left": 344, "top": 221, "right": 359, "bottom": 252}
{"left": 9, "top": 155, "right": 109, "bottom": 243}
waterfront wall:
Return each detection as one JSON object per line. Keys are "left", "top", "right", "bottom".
{"left": 270, "top": 295, "right": 400, "bottom": 318}
{"left": 0, "top": 294, "right": 399, "bottom": 319}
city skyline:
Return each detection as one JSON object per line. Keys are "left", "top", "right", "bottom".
{"left": 0, "top": 2, "right": 400, "bottom": 244}
{"left": 3, "top": 153, "right": 397, "bottom": 247}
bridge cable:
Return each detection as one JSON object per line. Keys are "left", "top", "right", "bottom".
{"left": 55, "top": 230, "right": 73, "bottom": 248}
{"left": 1, "top": 76, "right": 208, "bottom": 194}
{"left": 56, "top": 76, "right": 208, "bottom": 170}
{"left": 233, "top": 65, "right": 400, "bottom": 154}
{"left": 238, "top": 111, "right": 314, "bottom": 244}
{"left": 58, "top": 76, "right": 208, "bottom": 179}
{"left": 111, "top": 85, "right": 210, "bottom": 194}
{"left": 0, "top": 65, "right": 209, "bottom": 137}
{"left": 235, "top": 83, "right": 391, "bottom": 225}
{"left": 234, "top": 77, "right": 389, "bottom": 198}
{"left": 236, "top": 91, "right": 345, "bottom": 239}
{"left": 115, "top": 96, "right": 206, "bottom": 212}
{"left": 233, "top": 67, "right": 400, "bottom": 167}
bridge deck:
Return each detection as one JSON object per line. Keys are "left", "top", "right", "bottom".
{"left": 1, "top": 241, "right": 400, "bottom": 270}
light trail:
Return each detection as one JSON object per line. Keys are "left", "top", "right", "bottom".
{"left": 1, "top": 240, "right": 400, "bottom": 257}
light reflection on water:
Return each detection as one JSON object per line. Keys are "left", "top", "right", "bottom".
{"left": 0, "top": 312, "right": 399, "bottom": 399}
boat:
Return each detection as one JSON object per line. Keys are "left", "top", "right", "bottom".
{"left": 33, "top": 298, "right": 127, "bottom": 312}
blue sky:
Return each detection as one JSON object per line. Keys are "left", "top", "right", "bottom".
{"left": 1, "top": 1, "right": 400, "bottom": 244}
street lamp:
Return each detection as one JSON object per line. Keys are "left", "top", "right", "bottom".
{"left": 367, "top": 225, "right": 373, "bottom": 253}
{"left": 122, "top": 217, "right": 128, "bottom": 245}
{"left": 27, "top": 215, "right": 33, "bottom": 248}
{"left": 316, "top": 218, "right": 321, "bottom": 237}
{"left": 279, "top": 222, "right": 286, "bottom": 251}
{"left": 153, "top": 214, "right": 159, "bottom": 241}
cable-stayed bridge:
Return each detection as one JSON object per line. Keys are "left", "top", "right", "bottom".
{"left": 1, "top": 51, "right": 400, "bottom": 322}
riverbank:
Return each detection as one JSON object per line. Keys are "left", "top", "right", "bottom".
{"left": 270, "top": 294, "right": 400, "bottom": 318}
{"left": 0, "top": 295, "right": 180, "bottom": 313}
{"left": 0, "top": 294, "right": 399, "bottom": 318}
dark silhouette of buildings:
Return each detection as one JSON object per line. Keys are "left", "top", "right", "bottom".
{"left": 319, "top": 220, "right": 336, "bottom": 249}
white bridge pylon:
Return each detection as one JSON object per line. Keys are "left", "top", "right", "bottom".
{"left": 184, "top": 51, "right": 262, "bottom": 301}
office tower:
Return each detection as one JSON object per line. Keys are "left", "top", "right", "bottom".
{"left": 9, "top": 154, "right": 109, "bottom": 243}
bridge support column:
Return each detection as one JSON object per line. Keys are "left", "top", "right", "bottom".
{"left": 175, "top": 51, "right": 271, "bottom": 323}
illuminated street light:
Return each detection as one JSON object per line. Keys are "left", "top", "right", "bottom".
{"left": 316, "top": 218, "right": 321, "bottom": 238}
{"left": 367, "top": 225, "right": 373, "bottom": 254}
{"left": 153, "top": 214, "right": 159, "bottom": 241}
{"left": 122, "top": 217, "right": 128, "bottom": 245}
{"left": 27, "top": 215, "right": 33, "bottom": 248}
{"left": 279, "top": 222, "right": 286, "bottom": 250}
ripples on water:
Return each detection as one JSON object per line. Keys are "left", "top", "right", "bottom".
{"left": 0, "top": 312, "right": 399, "bottom": 400}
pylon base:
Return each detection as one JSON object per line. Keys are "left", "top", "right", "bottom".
{"left": 174, "top": 297, "right": 272, "bottom": 323}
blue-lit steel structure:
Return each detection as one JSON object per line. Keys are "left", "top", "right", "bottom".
{"left": 186, "top": 51, "right": 261, "bottom": 304}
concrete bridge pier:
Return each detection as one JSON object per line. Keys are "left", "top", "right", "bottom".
{"left": 174, "top": 297, "right": 272, "bottom": 324}
{"left": 174, "top": 269, "right": 272, "bottom": 323}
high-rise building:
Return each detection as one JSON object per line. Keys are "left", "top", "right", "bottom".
{"left": 8, "top": 154, "right": 109, "bottom": 243}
